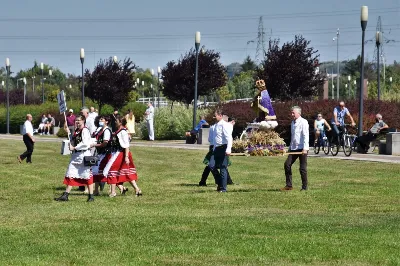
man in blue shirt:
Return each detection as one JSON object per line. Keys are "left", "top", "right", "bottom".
{"left": 331, "top": 101, "right": 356, "bottom": 144}
{"left": 186, "top": 115, "right": 209, "bottom": 144}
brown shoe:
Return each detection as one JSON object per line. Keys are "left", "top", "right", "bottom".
{"left": 280, "top": 186, "right": 293, "bottom": 191}
{"left": 17, "top": 156, "right": 22, "bottom": 163}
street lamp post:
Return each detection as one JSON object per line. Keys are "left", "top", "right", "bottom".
{"left": 80, "top": 48, "right": 85, "bottom": 107}
{"left": 376, "top": 31, "right": 382, "bottom": 100}
{"left": 157, "top": 66, "right": 161, "bottom": 108}
{"left": 358, "top": 6, "right": 368, "bottom": 137}
{"left": 23, "top": 77, "right": 27, "bottom": 105}
{"left": 347, "top": 75, "right": 351, "bottom": 99}
{"left": 5, "top": 58, "right": 10, "bottom": 134}
{"left": 193, "top": 31, "right": 201, "bottom": 129}
{"left": 353, "top": 80, "right": 357, "bottom": 99}
{"left": 141, "top": 80, "right": 145, "bottom": 99}
{"left": 32, "top": 76, "right": 35, "bottom": 92}
{"left": 333, "top": 28, "right": 340, "bottom": 99}
{"left": 40, "top": 62, "right": 44, "bottom": 103}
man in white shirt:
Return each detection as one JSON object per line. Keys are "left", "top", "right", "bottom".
{"left": 212, "top": 110, "right": 233, "bottom": 192}
{"left": 18, "top": 114, "right": 35, "bottom": 164}
{"left": 89, "top": 106, "right": 98, "bottom": 120}
{"left": 282, "top": 106, "right": 309, "bottom": 191}
{"left": 145, "top": 102, "right": 155, "bottom": 141}
{"left": 80, "top": 107, "right": 96, "bottom": 135}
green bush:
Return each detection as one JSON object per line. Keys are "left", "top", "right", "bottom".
{"left": 120, "top": 102, "right": 147, "bottom": 123}
{"left": 139, "top": 105, "right": 210, "bottom": 140}
{"left": 56, "top": 127, "right": 69, "bottom": 138}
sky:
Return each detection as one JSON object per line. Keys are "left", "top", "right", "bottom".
{"left": 1, "top": 0, "right": 399, "bottom": 76}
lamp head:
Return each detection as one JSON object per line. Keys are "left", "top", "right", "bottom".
{"left": 195, "top": 31, "right": 201, "bottom": 45}
{"left": 157, "top": 66, "right": 161, "bottom": 74}
{"left": 40, "top": 62, "right": 44, "bottom": 70}
{"left": 80, "top": 48, "right": 85, "bottom": 59}
{"left": 151, "top": 69, "right": 154, "bottom": 75}
{"left": 5, "top": 58, "right": 10, "bottom": 67}
{"left": 113, "top": 56, "right": 118, "bottom": 63}
{"left": 361, "top": 6, "right": 368, "bottom": 31}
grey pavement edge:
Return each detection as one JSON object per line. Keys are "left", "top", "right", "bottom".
{"left": 1, "top": 134, "right": 399, "bottom": 164}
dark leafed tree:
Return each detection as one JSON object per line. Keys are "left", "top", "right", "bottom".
{"left": 84, "top": 57, "right": 136, "bottom": 113}
{"left": 161, "top": 47, "right": 227, "bottom": 105}
{"left": 258, "top": 35, "right": 324, "bottom": 100}
{"left": 241, "top": 55, "right": 257, "bottom": 72}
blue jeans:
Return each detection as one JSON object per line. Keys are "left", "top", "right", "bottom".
{"left": 213, "top": 145, "right": 229, "bottom": 192}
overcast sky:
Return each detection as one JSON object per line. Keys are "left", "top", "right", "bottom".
{"left": 1, "top": 0, "right": 399, "bottom": 75}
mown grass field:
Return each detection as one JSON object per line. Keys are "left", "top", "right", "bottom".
{"left": 0, "top": 138, "right": 399, "bottom": 265}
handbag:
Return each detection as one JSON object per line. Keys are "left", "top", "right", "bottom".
{"left": 84, "top": 155, "right": 99, "bottom": 166}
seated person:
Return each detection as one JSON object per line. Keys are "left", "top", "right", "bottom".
{"left": 186, "top": 115, "right": 209, "bottom": 137}
{"left": 38, "top": 114, "right": 48, "bottom": 135}
{"left": 314, "top": 113, "right": 331, "bottom": 144}
{"left": 354, "top": 113, "right": 389, "bottom": 153}
{"left": 44, "top": 113, "right": 55, "bottom": 135}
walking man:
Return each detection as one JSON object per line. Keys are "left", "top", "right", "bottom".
{"left": 212, "top": 109, "right": 233, "bottom": 192}
{"left": 18, "top": 114, "right": 35, "bottom": 164}
{"left": 282, "top": 106, "right": 309, "bottom": 191}
{"left": 145, "top": 102, "right": 155, "bottom": 141}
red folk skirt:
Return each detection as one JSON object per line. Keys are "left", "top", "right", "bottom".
{"left": 63, "top": 174, "right": 94, "bottom": 186}
{"left": 93, "top": 153, "right": 112, "bottom": 183}
{"left": 106, "top": 151, "right": 138, "bottom": 184}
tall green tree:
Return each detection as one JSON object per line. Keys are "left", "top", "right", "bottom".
{"left": 84, "top": 57, "right": 136, "bottom": 113}
{"left": 161, "top": 47, "right": 227, "bottom": 105}
{"left": 258, "top": 35, "right": 324, "bottom": 100}
{"left": 241, "top": 56, "right": 257, "bottom": 72}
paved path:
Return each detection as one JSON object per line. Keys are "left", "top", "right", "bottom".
{"left": 1, "top": 134, "right": 399, "bottom": 163}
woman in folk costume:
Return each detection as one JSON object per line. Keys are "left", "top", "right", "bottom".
{"left": 125, "top": 109, "right": 135, "bottom": 141}
{"left": 251, "top": 79, "right": 278, "bottom": 129}
{"left": 91, "top": 115, "right": 113, "bottom": 195}
{"left": 103, "top": 115, "right": 142, "bottom": 197}
{"left": 55, "top": 115, "right": 95, "bottom": 202}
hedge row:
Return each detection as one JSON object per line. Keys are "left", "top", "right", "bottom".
{"left": 207, "top": 99, "right": 400, "bottom": 142}
{"left": 0, "top": 101, "right": 147, "bottom": 134}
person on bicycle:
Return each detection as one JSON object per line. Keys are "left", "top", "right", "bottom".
{"left": 331, "top": 101, "right": 356, "bottom": 144}
{"left": 354, "top": 113, "right": 389, "bottom": 153}
{"left": 314, "top": 113, "right": 331, "bottom": 145}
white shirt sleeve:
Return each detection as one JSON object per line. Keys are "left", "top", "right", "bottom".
{"left": 223, "top": 122, "right": 233, "bottom": 153}
{"left": 208, "top": 125, "right": 214, "bottom": 145}
{"left": 118, "top": 130, "right": 130, "bottom": 149}
{"left": 302, "top": 118, "right": 309, "bottom": 151}
{"left": 103, "top": 128, "right": 111, "bottom": 141}
{"left": 24, "top": 121, "right": 34, "bottom": 135}
{"left": 75, "top": 128, "right": 91, "bottom": 151}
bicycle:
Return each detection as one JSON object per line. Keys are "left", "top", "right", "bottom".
{"left": 313, "top": 130, "right": 330, "bottom": 155}
{"left": 330, "top": 124, "right": 357, "bottom": 157}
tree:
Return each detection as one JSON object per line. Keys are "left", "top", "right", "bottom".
{"left": 161, "top": 47, "right": 227, "bottom": 105}
{"left": 227, "top": 71, "right": 255, "bottom": 99}
{"left": 241, "top": 56, "right": 257, "bottom": 72}
{"left": 84, "top": 57, "right": 136, "bottom": 113}
{"left": 258, "top": 35, "right": 324, "bottom": 100}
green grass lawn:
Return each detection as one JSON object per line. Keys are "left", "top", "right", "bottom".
{"left": 1, "top": 139, "right": 400, "bottom": 265}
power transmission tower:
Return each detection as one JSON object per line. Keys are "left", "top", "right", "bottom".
{"left": 255, "top": 16, "right": 266, "bottom": 65}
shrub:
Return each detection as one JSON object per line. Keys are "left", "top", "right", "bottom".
{"left": 139, "top": 105, "right": 210, "bottom": 140}
{"left": 56, "top": 127, "right": 68, "bottom": 138}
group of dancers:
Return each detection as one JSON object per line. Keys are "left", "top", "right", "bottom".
{"left": 54, "top": 114, "right": 142, "bottom": 202}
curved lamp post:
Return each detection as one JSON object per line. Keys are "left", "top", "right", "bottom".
{"left": 40, "top": 62, "right": 44, "bottom": 103}
{"left": 157, "top": 66, "right": 161, "bottom": 108}
{"left": 376, "top": 31, "right": 382, "bottom": 100}
{"left": 193, "top": 31, "right": 201, "bottom": 129}
{"left": 5, "top": 58, "right": 10, "bottom": 134}
{"left": 80, "top": 48, "right": 85, "bottom": 107}
{"left": 359, "top": 6, "right": 368, "bottom": 137}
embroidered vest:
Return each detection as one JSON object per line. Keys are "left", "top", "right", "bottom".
{"left": 96, "top": 127, "right": 112, "bottom": 154}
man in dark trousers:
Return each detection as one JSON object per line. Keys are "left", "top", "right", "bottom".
{"left": 18, "top": 114, "right": 35, "bottom": 164}
{"left": 282, "top": 106, "right": 309, "bottom": 191}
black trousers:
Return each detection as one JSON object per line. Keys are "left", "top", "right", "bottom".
{"left": 20, "top": 134, "right": 34, "bottom": 163}
{"left": 284, "top": 149, "right": 307, "bottom": 189}
{"left": 354, "top": 132, "right": 376, "bottom": 150}
{"left": 200, "top": 165, "right": 233, "bottom": 184}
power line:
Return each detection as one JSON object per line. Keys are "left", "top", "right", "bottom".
{"left": 0, "top": 7, "right": 396, "bottom": 23}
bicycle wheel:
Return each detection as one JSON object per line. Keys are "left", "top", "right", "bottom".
{"left": 330, "top": 135, "right": 340, "bottom": 156}
{"left": 343, "top": 135, "right": 353, "bottom": 156}
{"left": 313, "top": 143, "right": 320, "bottom": 154}
{"left": 323, "top": 138, "right": 330, "bottom": 155}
